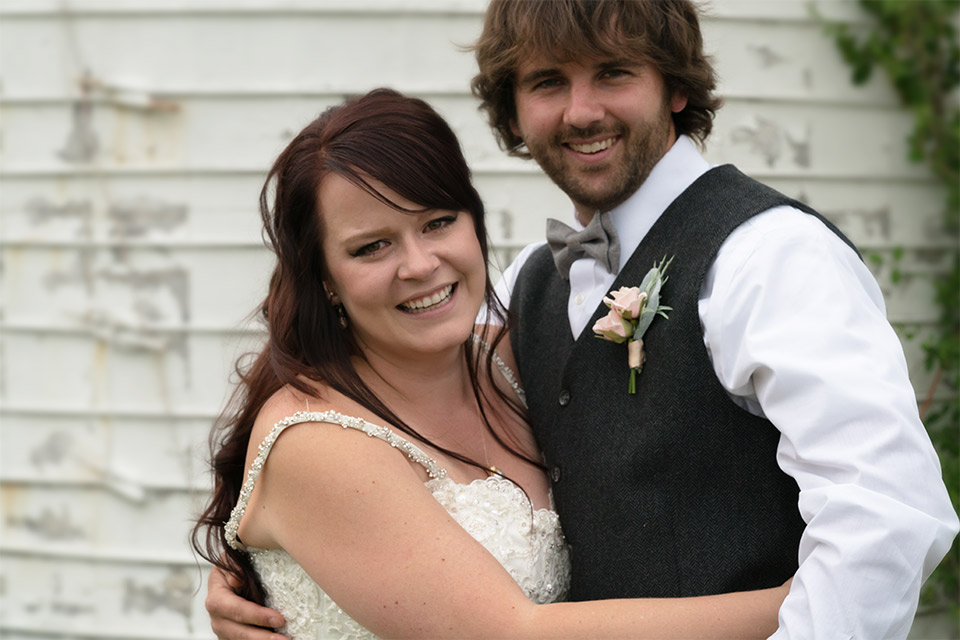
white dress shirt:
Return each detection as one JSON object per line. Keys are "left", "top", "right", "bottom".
{"left": 493, "top": 135, "right": 959, "bottom": 639}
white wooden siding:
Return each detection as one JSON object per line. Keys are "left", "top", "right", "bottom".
{"left": 0, "top": 1, "right": 953, "bottom": 637}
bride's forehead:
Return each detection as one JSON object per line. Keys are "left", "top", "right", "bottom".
{"left": 320, "top": 175, "right": 423, "bottom": 218}
{"left": 320, "top": 173, "right": 413, "bottom": 207}
{"left": 319, "top": 179, "right": 432, "bottom": 237}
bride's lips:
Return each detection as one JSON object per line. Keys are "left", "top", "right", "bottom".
{"left": 397, "top": 283, "right": 457, "bottom": 314}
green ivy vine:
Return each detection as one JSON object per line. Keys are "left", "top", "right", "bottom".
{"left": 819, "top": 0, "right": 959, "bottom": 624}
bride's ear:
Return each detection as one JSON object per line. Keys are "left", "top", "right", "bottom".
{"left": 323, "top": 282, "right": 341, "bottom": 306}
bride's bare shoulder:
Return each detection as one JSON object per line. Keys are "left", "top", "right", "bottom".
{"left": 473, "top": 324, "right": 520, "bottom": 372}
{"left": 250, "top": 381, "right": 364, "bottom": 442}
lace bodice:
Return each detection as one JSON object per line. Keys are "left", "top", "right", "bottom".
{"left": 224, "top": 409, "right": 570, "bottom": 639}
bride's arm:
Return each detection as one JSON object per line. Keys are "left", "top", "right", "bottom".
{"left": 244, "top": 404, "right": 788, "bottom": 640}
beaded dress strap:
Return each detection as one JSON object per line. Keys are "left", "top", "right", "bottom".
{"left": 470, "top": 334, "right": 527, "bottom": 408}
{"left": 224, "top": 410, "right": 447, "bottom": 551}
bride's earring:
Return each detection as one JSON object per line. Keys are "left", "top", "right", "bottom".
{"left": 329, "top": 292, "right": 348, "bottom": 329}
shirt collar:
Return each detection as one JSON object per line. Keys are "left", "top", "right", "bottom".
{"left": 568, "top": 135, "right": 711, "bottom": 273}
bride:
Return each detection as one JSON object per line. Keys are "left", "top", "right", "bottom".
{"left": 193, "top": 88, "right": 789, "bottom": 639}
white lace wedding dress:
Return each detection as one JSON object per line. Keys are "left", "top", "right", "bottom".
{"left": 224, "top": 379, "right": 571, "bottom": 639}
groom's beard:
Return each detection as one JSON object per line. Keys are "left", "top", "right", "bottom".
{"left": 523, "top": 98, "right": 674, "bottom": 215}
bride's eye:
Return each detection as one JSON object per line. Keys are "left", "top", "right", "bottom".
{"left": 351, "top": 240, "right": 388, "bottom": 257}
{"left": 425, "top": 214, "right": 458, "bottom": 232}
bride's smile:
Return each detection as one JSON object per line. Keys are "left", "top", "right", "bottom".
{"left": 397, "top": 283, "right": 456, "bottom": 314}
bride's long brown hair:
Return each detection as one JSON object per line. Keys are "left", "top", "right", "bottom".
{"left": 191, "top": 88, "right": 534, "bottom": 603}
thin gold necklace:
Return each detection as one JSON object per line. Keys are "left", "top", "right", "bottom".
{"left": 476, "top": 400, "right": 504, "bottom": 478}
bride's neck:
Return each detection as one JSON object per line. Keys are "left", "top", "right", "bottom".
{"left": 353, "top": 343, "right": 473, "bottom": 414}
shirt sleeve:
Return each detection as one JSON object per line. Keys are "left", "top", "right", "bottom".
{"left": 700, "top": 206, "right": 959, "bottom": 639}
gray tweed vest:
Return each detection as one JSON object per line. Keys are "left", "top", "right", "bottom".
{"left": 510, "top": 165, "right": 857, "bottom": 601}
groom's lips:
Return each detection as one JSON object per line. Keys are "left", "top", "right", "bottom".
{"left": 566, "top": 136, "right": 618, "bottom": 154}
{"left": 563, "top": 135, "right": 621, "bottom": 163}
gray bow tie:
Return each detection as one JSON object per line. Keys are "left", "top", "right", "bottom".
{"left": 545, "top": 212, "right": 621, "bottom": 279}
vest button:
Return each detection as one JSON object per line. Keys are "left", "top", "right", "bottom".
{"left": 550, "top": 466, "right": 562, "bottom": 483}
{"left": 558, "top": 390, "right": 571, "bottom": 406}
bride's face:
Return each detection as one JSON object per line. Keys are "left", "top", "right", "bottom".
{"left": 319, "top": 173, "right": 486, "bottom": 362}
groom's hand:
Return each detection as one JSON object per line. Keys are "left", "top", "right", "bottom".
{"left": 206, "top": 564, "right": 288, "bottom": 640}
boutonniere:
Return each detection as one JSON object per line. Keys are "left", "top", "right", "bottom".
{"left": 592, "top": 256, "right": 673, "bottom": 394}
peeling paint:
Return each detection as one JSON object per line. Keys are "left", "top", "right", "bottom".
{"left": 45, "top": 248, "right": 194, "bottom": 337}
{"left": 824, "top": 207, "right": 892, "bottom": 241}
{"left": 785, "top": 125, "right": 811, "bottom": 168}
{"left": 731, "top": 116, "right": 782, "bottom": 167}
{"left": 23, "top": 571, "right": 98, "bottom": 618}
{"left": 26, "top": 198, "right": 94, "bottom": 234}
{"left": 70, "top": 423, "right": 149, "bottom": 503}
{"left": 96, "top": 266, "right": 190, "bottom": 323}
{"left": 76, "top": 308, "right": 172, "bottom": 352}
{"left": 108, "top": 198, "right": 188, "bottom": 238}
{"left": 51, "top": 600, "right": 97, "bottom": 616}
{"left": 133, "top": 298, "right": 166, "bottom": 324}
{"left": 58, "top": 100, "right": 99, "bottom": 164}
{"left": 112, "top": 105, "right": 129, "bottom": 165}
{"left": 731, "top": 117, "right": 812, "bottom": 170}
{"left": 749, "top": 44, "right": 786, "bottom": 68}
{"left": 81, "top": 74, "right": 181, "bottom": 113}
{"left": 122, "top": 568, "right": 194, "bottom": 625}
{"left": 44, "top": 248, "right": 97, "bottom": 296}
{"left": 30, "top": 431, "right": 74, "bottom": 468}
{"left": 6, "top": 505, "right": 86, "bottom": 541}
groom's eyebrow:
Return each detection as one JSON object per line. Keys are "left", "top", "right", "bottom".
{"left": 517, "top": 58, "right": 646, "bottom": 87}
{"left": 598, "top": 58, "right": 644, "bottom": 71}
{"left": 516, "top": 67, "right": 560, "bottom": 88}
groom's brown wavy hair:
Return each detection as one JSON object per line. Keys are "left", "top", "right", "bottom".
{"left": 471, "top": 0, "right": 723, "bottom": 158}
{"left": 191, "top": 89, "right": 532, "bottom": 604}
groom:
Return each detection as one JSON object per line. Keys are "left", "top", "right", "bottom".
{"left": 207, "top": 1, "right": 958, "bottom": 638}
{"left": 474, "top": 1, "right": 956, "bottom": 636}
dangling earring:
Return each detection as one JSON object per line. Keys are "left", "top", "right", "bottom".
{"left": 328, "top": 290, "right": 348, "bottom": 329}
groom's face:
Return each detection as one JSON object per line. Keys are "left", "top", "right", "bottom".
{"left": 510, "top": 52, "right": 687, "bottom": 221}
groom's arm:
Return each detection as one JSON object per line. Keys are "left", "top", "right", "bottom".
{"left": 702, "top": 207, "right": 958, "bottom": 638}
{"left": 206, "top": 564, "right": 288, "bottom": 640}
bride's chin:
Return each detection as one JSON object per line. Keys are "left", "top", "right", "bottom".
{"left": 412, "top": 326, "right": 477, "bottom": 353}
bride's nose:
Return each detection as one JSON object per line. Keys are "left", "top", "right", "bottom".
{"left": 397, "top": 239, "right": 440, "bottom": 280}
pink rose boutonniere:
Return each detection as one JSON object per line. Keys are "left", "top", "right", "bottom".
{"left": 592, "top": 256, "right": 673, "bottom": 394}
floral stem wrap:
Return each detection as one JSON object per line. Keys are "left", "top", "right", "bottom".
{"left": 592, "top": 256, "right": 673, "bottom": 394}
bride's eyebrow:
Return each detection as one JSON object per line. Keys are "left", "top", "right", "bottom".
{"left": 341, "top": 227, "right": 392, "bottom": 245}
